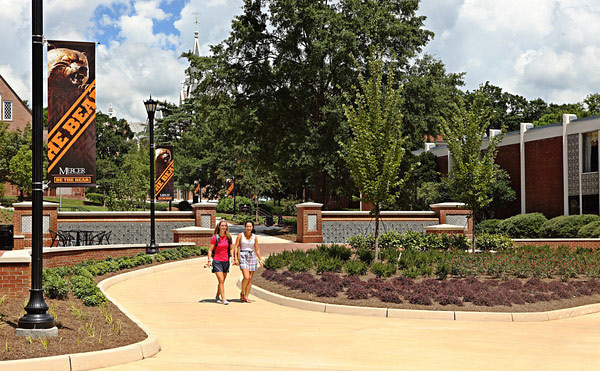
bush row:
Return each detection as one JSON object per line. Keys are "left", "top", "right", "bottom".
{"left": 43, "top": 245, "right": 207, "bottom": 305}
{"left": 476, "top": 213, "right": 600, "bottom": 238}
{"left": 265, "top": 241, "right": 600, "bottom": 280}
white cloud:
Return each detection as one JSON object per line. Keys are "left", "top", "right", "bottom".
{"left": 421, "top": 0, "right": 600, "bottom": 104}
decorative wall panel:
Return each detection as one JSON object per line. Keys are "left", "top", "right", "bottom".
{"left": 307, "top": 214, "right": 318, "bottom": 231}
{"left": 22, "top": 215, "right": 50, "bottom": 233}
{"left": 322, "top": 220, "right": 438, "bottom": 244}
{"left": 582, "top": 172, "right": 599, "bottom": 196}
{"left": 58, "top": 221, "right": 194, "bottom": 244}
{"left": 201, "top": 214, "right": 211, "bottom": 228}
{"left": 446, "top": 214, "right": 468, "bottom": 227}
{"left": 568, "top": 134, "right": 580, "bottom": 196}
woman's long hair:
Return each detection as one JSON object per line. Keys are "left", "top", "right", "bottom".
{"left": 213, "top": 221, "right": 232, "bottom": 241}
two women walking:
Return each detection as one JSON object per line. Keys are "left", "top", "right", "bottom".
{"left": 207, "top": 220, "right": 263, "bottom": 304}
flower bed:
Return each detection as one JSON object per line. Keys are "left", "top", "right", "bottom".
{"left": 257, "top": 242, "right": 600, "bottom": 311}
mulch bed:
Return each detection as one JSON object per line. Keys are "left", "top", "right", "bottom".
{"left": 0, "top": 255, "right": 203, "bottom": 361}
{"left": 253, "top": 268, "right": 600, "bottom": 313}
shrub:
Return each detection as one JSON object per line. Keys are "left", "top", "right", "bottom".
{"left": 344, "top": 260, "right": 368, "bottom": 276}
{"left": 347, "top": 235, "right": 374, "bottom": 250}
{"left": 370, "top": 262, "right": 397, "bottom": 278}
{"left": 541, "top": 215, "right": 600, "bottom": 238}
{"left": 43, "top": 271, "right": 69, "bottom": 299}
{"left": 577, "top": 221, "right": 600, "bottom": 238}
{"left": 177, "top": 200, "right": 193, "bottom": 211}
{"left": 356, "top": 248, "right": 374, "bottom": 264}
{"left": 264, "top": 254, "right": 287, "bottom": 270}
{"left": 346, "top": 284, "right": 370, "bottom": 300}
{"left": 216, "top": 197, "right": 253, "bottom": 214}
{"left": 85, "top": 192, "right": 105, "bottom": 205}
{"left": 288, "top": 258, "right": 312, "bottom": 272}
{"left": 498, "top": 213, "right": 547, "bottom": 238}
{"left": 476, "top": 219, "right": 500, "bottom": 234}
{"left": 316, "top": 257, "right": 344, "bottom": 274}
{"left": 476, "top": 233, "right": 514, "bottom": 252}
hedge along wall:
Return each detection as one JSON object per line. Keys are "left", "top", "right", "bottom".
{"left": 0, "top": 242, "right": 192, "bottom": 297}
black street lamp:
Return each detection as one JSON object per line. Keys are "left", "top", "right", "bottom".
{"left": 145, "top": 97, "right": 158, "bottom": 254}
{"left": 18, "top": 0, "right": 55, "bottom": 332}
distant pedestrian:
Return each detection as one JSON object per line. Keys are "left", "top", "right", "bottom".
{"left": 235, "top": 220, "right": 264, "bottom": 303}
{"left": 207, "top": 221, "right": 236, "bottom": 305}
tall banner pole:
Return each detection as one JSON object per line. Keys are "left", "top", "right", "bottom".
{"left": 18, "top": 0, "right": 55, "bottom": 331}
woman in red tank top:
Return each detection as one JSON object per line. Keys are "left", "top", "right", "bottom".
{"left": 207, "top": 221, "right": 236, "bottom": 305}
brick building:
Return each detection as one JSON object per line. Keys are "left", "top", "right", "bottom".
{"left": 424, "top": 114, "right": 600, "bottom": 219}
{"left": 0, "top": 74, "right": 84, "bottom": 199}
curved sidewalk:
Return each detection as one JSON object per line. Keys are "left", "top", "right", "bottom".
{"left": 97, "top": 242, "right": 600, "bottom": 371}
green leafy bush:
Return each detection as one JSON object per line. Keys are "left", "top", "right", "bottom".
{"left": 577, "top": 221, "right": 600, "bottom": 238}
{"left": 85, "top": 192, "right": 105, "bottom": 205}
{"left": 476, "top": 219, "right": 501, "bottom": 234}
{"left": 43, "top": 271, "right": 69, "bottom": 299}
{"left": 344, "top": 260, "right": 368, "bottom": 276}
{"left": 357, "top": 248, "right": 374, "bottom": 264}
{"left": 264, "top": 254, "right": 286, "bottom": 270}
{"left": 317, "top": 244, "right": 352, "bottom": 261}
{"left": 347, "top": 234, "right": 374, "bottom": 250}
{"left": 498, "top": 213, "right": 547, "bottom": 238}
{"left": 288, "top": 258, "right": 311, "bottom": 272}
{"left": 177, "top": 200, "right": 193, "bottom": 211}
{"left": 316, "top": 257, "right": 344, "bottom": 274}
{"left": 541, "top": 215, "right": 600, "bottom": 238}
{"left": 216, "top": 197, "right": 253, "bottom": 214}
{"left": 370, "top": 262, "right": 397, "bottom": 278}
{"left": 476, "top": 233, "right": 514, "bottom": 251}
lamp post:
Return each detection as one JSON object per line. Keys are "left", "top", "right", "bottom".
{"left": 144, "top": 97, "right": 158, "bottom": 254}
{"left": 18, "top": 0, "right": 55, "bottom": 332}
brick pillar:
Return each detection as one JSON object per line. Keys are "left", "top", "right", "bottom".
{"left": 193, "top": 202, "right": 217, "bottom": 229}
{"left": 430, "top": 202, "right": 473, "bottom": 237}
{"left": 296, "top": 202, "right": 323, "bottom": 243}
{"left": 12, "top": 202, "right": 59, "bottom": 249}
{"left": 173, "top": 226, "right": 213, "bottom": 247}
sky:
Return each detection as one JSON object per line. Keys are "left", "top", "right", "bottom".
{"left": 1, "top": 0, "right": 600, "bottom": 123}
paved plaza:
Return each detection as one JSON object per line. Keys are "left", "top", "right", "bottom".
{"left": 96, "top": 235, "right": 600, "bottom": 371}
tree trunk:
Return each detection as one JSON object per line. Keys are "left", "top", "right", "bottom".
{"left": 374, "top": 203, "right": 380, "bottom": 261}
{"left": 255, "top": 196, "right": 259, "bottom": 224}
{"left": 471, "top": 212, "right": 476, "bottom": 254}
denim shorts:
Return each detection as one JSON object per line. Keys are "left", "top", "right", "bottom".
{"left": 212, "top": 260, "right": 230, "bottom": 273}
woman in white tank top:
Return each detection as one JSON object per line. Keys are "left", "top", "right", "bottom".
{"left": 234, "top": 221, "right": 263, "bottom": 303}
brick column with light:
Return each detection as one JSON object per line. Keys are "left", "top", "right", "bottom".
{"left": 296, "top": 202, "right": 323, "bottom": 243}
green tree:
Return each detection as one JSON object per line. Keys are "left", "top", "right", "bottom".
{"left": 168, "top": 0, "right": 436, "bottom": 204}
{"left": 341, "top": 53, "right": 412, "bottom": 261}
{"left": 105, "top": 146, "right": 149, "bottom": 211}
{"left": 9, "top": 145, "right": 32, "bottom": 198}
{"left": 438, "top": 90, "right": 506, "bottom": 252}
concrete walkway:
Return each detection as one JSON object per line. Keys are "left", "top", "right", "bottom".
{"left": 98, "top": 237, "right": 600, "bottom": 371}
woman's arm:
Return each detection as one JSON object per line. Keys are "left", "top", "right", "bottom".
{"left": 234, "top": 234, "right": 242, "bottom": 264}
{"left": 207, "top": 240, "right": 216, "bottom": 266}
{"left": 254, "top": 235, "right": 263, "bottom": 267}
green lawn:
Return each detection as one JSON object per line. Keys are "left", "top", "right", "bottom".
{"left": 43, "top": 197, "right": 108, "bottom": 211}
{"left": 0, "top": 209, "right": 13, "bottom": 224}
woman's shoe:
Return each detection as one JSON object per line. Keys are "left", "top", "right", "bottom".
{"left": 222, "top": 299, "right": 230, "bottom": 305}
{"left": 215, "top": 294, "right": 222, "bottom": 304}
{"left": 240, "top": 293, "right": 246, "bottom": 302}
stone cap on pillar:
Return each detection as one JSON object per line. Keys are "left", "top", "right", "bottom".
{"left": 192, "top": 202, "right": 218, "bottom": 209}
{"left": 429, "top": 202, "right": 466, "bottom": 210}
{"left": 13, "top": 202, "right": 59, "bottom": 209}
{"left": 295, "top": 202, "right": 323, "bottom": 209}
{"left": 172, "top": 226, "right": 213, "bottom": 234}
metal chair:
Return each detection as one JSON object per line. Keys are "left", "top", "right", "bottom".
{"left": 100, "top": 230, "right": 112, "bottom": 244}
{"left": 56, "top": 230, "right": 75, "bottom": 247}
{"left": 49, "top": 230, "right": 59, "bottom": 247}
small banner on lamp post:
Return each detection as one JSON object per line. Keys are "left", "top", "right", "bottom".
{"left": 155, "top": 145, "right": 174, "bottom": 201}
{"left": 46, "top": 40, "right": 96, "bottom": 187}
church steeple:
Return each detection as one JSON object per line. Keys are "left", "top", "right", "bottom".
{"left": 192, "top": 12, "right": 201, "bottom": 57}
{"left": 180, "top": 13, "right": 201, "bottom": 106}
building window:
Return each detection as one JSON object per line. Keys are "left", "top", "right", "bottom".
{"left": 582, "top": 195, "right": 599, "bottom": 215}
{"left": 2, "top": 101, "right": 12, "bottom": 121}
{"left": 569, "top": 196, "right": 580, "bottom": 215}
{"left": 583, "top": 131, "right": 598, "bottom": 173}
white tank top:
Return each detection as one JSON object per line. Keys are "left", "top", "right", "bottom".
{"left": 240, "top": 233, "right": 255, "bottom": 252}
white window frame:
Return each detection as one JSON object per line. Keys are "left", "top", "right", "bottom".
{"left": 2, "top": 100, "right": 13, "bottom": 121}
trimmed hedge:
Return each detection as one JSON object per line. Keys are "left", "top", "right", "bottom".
{"left": 540, "top": 215, "right": 600, "bottom": 238}
{"left": 497, "top": 213, "right": 547, "bottom": 238}
{"left": 475, "top": 219, "right": 501, "bottom": 234}
{"left": 216, "top": 197, "right": 253, "bottom": 214}
{"left": 577, "top": 221, "right": 600, "bottom": 238}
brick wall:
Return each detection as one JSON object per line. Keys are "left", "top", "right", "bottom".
{"left": 436, "top": 155, "right": 448, "bottom": 176}
{"left": 0, "top": 263, "right": 30, "bottom": 297}
{"left": 0, "top": 75, "right": 32, "bottom": 133}
{"left": 525, "top": 137, "right": 563, "bottom": 217}
{"left": 494, "top": 143, "right": 521, "bottom": 218}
